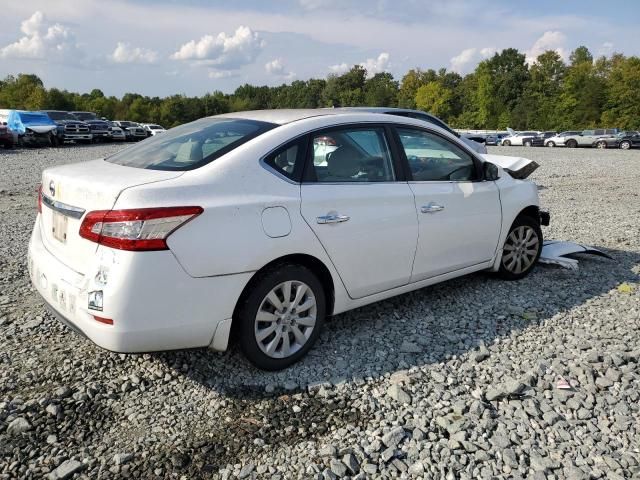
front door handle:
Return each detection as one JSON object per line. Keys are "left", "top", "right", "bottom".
{"left": 317, "top": 214, "right": 350, "bottom": 224}
{"left": 421, "top": 202, "right": 445, "bottom": 214}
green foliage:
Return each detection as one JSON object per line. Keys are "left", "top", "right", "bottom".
{"left": 1, "top": 46, "right": 638, "bottom": 130}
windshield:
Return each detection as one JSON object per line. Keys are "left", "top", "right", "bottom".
{"left": 19, "top": 113, "right": 55, "bottom": 125}
{"left": 72, "top": 112, "right": 97, "bottom": 121}
{"left": 118, "top": 121, "right": 135, "bottom": 127}
{"left": 44, "top": 111, "right": 77, "bottom": 121}
{"left": 106, "top": 117, "right": 276, "bottom": 171}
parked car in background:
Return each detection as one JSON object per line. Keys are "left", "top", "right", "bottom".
{"left": 0, "top": 109, "right": 60, "bottom": 146}
{"left": 29, "top": 109, "right": 547, "bottom": 370}
{"left": 521, "top": 131, "right": 557, "bottom": 147}
{"left": 41, "top": 110, "right": 92, "bottom": 145}
{"left": 84, "top": 119, "right": 112, "bottom": 143}
{"left": 141, "top": 124, "right": 166, "bottom": 136}
{"left": 107, "top": 122, "right": 126, "bottom": 141}
{"left": 0, "top": 123, "right": 15, "bottom": 149}
{"left": 593, "top": 131, "right": 640, "bottom": 149}
{"left": 501, "top": 130, "right": 541, "bottom": 146}
{"left": 544, "top": 131, "right": 582, "bottom": 147}
{"left": 113, "top": 121, "right": 147, "bottom": 141}
{"left": 563, "top": 129, "right": 619, "bottom": 148}
{"left": 336, "top": 107, "right": 488, "bottom": 154}
{"left": 485, "top": 133, "right": 508, "bottom": 146}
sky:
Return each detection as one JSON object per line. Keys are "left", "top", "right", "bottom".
{"left": 0, "top": 0, "right": 638, "bottom": 98}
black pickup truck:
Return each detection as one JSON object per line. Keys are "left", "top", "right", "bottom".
{"left": 41, "top": 111, "right": 93, "bottom": 144}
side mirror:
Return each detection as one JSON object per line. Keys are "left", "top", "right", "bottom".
{"left": 483, "top": 162, "right": 500, "bottom": 181}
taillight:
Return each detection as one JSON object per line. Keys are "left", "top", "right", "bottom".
{"left": 37, "top": 184, "right": 42, "bottom": 213}
{"left": 79, "top": 206, "right": 203, "bottom": 251}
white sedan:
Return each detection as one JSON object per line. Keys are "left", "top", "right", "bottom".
{"left": 28, "top": 110, "right": 547, "bottom": 370}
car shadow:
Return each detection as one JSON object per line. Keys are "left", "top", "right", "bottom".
{"left": 155, "top": 246, "right": 639, "bottom": 397}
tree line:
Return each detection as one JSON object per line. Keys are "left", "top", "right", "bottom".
{"left": 1, "top": 45, "right": 639, "bottom": 131}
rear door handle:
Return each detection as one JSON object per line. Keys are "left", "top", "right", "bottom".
{"left": 317, "top": 214, "right": 350, "bottom": 224}
{"left": 421, "top": 202, "right": 445, "bottom": 213}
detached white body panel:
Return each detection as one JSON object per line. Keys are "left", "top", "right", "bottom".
{"left": 28, "top": 110, "right": 542, "bottom": 359}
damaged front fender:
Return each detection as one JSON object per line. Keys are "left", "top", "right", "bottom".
{"left": 480, "top": 153, "right": 539, "bottom": 179}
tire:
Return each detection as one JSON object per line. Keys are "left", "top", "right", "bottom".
{"left": 620, "top": 140, "right": 631, "bottom": 150}
{"left": 546, "top": 141, "right": 555, "bottom": 147}
{"left": 524, "top": 140, "right": 532, "bottom": 147}
{"left": 565, "top": 139, "right": 578, "bottom": 148}
{"left": 503, "top": 140, "right": 511, "bottom": 146}
{"left": 596, "top": 141, "right": 607, "bottom": 149}
{"left": 236, "top": 264, "right": 326, "bottom": 370}
{"left": 498, "top": 215, "right": 543, "bottom": 281}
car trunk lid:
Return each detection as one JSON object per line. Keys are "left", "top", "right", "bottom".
{"left": 40, "top": 159, "right": 183, "bottom": 273}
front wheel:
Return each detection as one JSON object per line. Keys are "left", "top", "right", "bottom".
{"left": 524, "top": 140, "right": 532, "bottom": 147}
{"left": 596, "top": 141, "right": 607, "bottom": 149}
{"left": 498, "top": 216, "right": 542, "bottom": 280}
{"left": 565, "top": 139, "right": 577, "bottom": 148}
{"left": 546, "top": 141, "right": 555, "bottom": 147}
{"left": 620, "top": 140, "right": 631, "bottom": 150}
{"left": 503, "top": 140, "right": 511, "bottom": 146}
{"left": 236, "top": 264, "right": 326, "bottom": 370}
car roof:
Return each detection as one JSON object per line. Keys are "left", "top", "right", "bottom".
{"left": 215, "top": 109, "right": 342, "bottom": 125}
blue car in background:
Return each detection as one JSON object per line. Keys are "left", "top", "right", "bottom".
{"left": 0, "top": 109, "right": 61, "bottom": 146}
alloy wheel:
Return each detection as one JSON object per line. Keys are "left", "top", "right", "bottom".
{"left": 254, "top": 280, "right": 317, "bottom": 359}
{"left": 502, "top": 226, "right": 540, "bottom": 274}
{"left": 620, "top": 141, "right": 631, "bottom": 150}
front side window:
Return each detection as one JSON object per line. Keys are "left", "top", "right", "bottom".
{"left": 106, "top": 118, "right": 275, "bottom": 170}
{"left": 397, "top": 128, "right": 476, "bottom": 182}
{"left": 308, "top": 127, "right": 395, "bottom": 182}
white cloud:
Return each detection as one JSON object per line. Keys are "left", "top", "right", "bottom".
{"left": 328, "top": 52, "right": 390, "bottom": 77}
{"left": 111, "top": 42, "right": 158, "bottom": 64}
{"left": 526, "top": 30, "right": 568, "bottom": 64}
{"left": 598, "top": 41, "right": 614, "bottom": 56}
{"left": 208, "top": 70, "right": 238, "bottom": 79}
{"left": 265, "top": 58, "right": 296, "bottom": 80}
{"left": 328, "top": 62, "right": 349, "bottom": 75}
{"left": 361, "top": 52, "right": 390, "bottom": 77}
{"left": 0, "top": 11, "right": 83, "bottom": 62}
{"left": 171, "top": 25, "right": 265, "bottom": 70}
{"left": 449, "top": 46, "right": 496, "bottom": 72}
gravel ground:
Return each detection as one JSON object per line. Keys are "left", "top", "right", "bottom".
{"left": 1, "top": 144, "right": 639, "bottom": 479}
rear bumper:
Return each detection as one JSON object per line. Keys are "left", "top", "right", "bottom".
{"left": 28, "top": 217, "right": 252, "bottom": 353}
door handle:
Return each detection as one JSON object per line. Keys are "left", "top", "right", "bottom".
{"left": 421, "top": 202, "right": 445, "bottom": 214}
{"left": 317, "top": 214, "right": 350, "bottom": 224}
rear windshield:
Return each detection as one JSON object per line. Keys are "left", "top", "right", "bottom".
{"left": 106, "top": 117, "right": 276, "bottom": 171}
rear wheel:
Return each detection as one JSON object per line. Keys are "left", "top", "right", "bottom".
{"left": 498, "top": 216, "right": 542, "bottom": 280}
{"left": 546, "top": 141, "right": 555, "bottom": 147}
{"left": 236, "top": 264, "right": 326, "bottom": 370}
{"left": 565, "top": 139, "right": 578, "bottom": 148}
{"left": 620, "top": 140, "right": 631, "bottom": 150}
{"left": 596, "top": 141, "right": 607, "bottom": 149}
{"left": 524, "top": 140, "right": 532, "bottom": 147}
{"left": 503, "top": 140, "right": 511, "bottom": 146}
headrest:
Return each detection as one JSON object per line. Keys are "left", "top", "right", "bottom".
{"left": 327, "top": 147, "right": 361, "bottom": 179}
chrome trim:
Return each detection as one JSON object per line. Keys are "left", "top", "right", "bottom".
{"left": 421, "top": 203, "right": 445, "bottom": 213}
{"left": 41, "top": 194, "right": 85, "bottom": 219}
{"left": 317, "top": 214, "right": 350, "bottom": 224}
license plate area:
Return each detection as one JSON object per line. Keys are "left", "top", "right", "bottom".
{"left": 52, "top": 212, "right": 68, "bottom": 243}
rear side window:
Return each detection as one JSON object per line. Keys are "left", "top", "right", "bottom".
{"left": 264, "top": 139, "right": 306, "bottom": 181}
{"left": 106, "top": 118, "right": 276, "bottom": 171}
{"left": 307, "top": 127, "right": 395, "bottom": 183}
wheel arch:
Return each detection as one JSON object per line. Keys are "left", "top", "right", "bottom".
{"left": 230, "top": 253, "right": 336, "bottom": 338}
